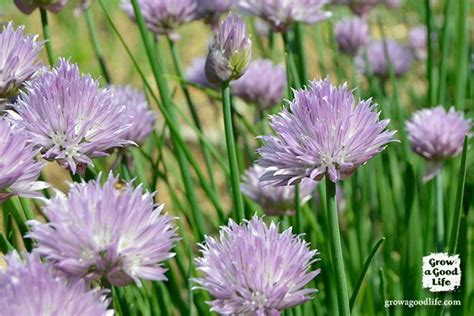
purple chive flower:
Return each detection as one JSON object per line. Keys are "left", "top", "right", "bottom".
{"left": 7, "top": 59, "right": 132, "bottom": 174}
{"left": 195, "top": 0, "right": 234, "bottom": 29}
{"left": 109, "top": 85, "right": 156, "bottom": 144}
{"left": 205, "top": 13, "right": 252, "bottom": 83}
{"left": 194, "top": 216, "right": 320, "bottom": 315}
{"left": 357, "top": 40, "right": 413, "bottom": 79}
{"left": 186, "top": 57, "right": 219, "bottom": 89}
{"left": 241, "top": 164, "right": 316, "bottom": 216}
{"left": 231, "top": 59, "right": 285, "bottom": 110}
{"left": 28, "top": 173, "right": 178, "bottom": 287}
{"left": 239, "top": 0, "right": 331, "bottom": 33}
{"left": 335, "top": 17, "right": 369, "bottom": 57}
{"left": 258, "top": 79, "right": 396, "bottom": 184}
{"left": 406, "top": 106, "right": 471, "bottom": 181}
{"left": 122, "top": 0, "right": 196, "bottom": 40}
{"left": 0, "top": 252, "right": 112, "bottom": 316}
{"left": 408, "top": 25, "right": 427, "bottom": 61}
{"left": 331, "top": 0, "right": 377, "bottom": 16}
{"left": 0, "top": 22, "right": 43, "bottom": 106}
{"left": 14, "top": 0, "right": 68, "bottom": 14}
{"left": 0, "top": 118, "right": 48, "bottom": 202}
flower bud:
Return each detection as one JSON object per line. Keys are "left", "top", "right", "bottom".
{"left": 205, "top": 14, "right": 252, "bottom": 84}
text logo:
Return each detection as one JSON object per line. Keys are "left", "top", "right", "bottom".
{"left": 422, "top": 253, "right": 461, "bottom": 292}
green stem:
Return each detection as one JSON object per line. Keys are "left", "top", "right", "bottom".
{"left": 425, "top": 0, "right": 436, "bottom": 106}
{"left": 325, "top": 179, "right": 350, "bottom": 316}
{"left": 379, "top": 268, "right": 389, "bottom": 316}
{"left": 282, "top": 32, "right": 302, "bottom": 95}
{"left": 84, "top": 7, "right": 111, "bottom": 84}
{"left": 448, "top": 136, "right": 468, "bottom": 254}
{"left": 454, "top": 0, "right": 469, "bottom": 110}
{"left": 293, "top": 23, "right": 308, "bottom": 84}
{"left": 129, "top": 0, "right": 207, "bottom": 240}
{"left": 39, "top": 8, "right": 55, "bottom": 66}
{"left": 350, "top": 237, "right": 385, "bottom": 310}
{"left": 435, "top": 173, "right": 444, "bottom": 251}
{"left": 294, "top": 184, "right": 301, "bottom": 233}
{"left": 222, "top": 82, "right": 245, "bottom": 222}
{"left": 167, "top": 37, "right": 217, "bottom": 191}
{"left": 437, "top": 0, "right": 454, "bottom": 105}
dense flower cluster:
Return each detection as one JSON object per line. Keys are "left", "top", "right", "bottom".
{"left": 357, "top": 40, "right": 413, "bottom": 79}
{"left": 194, "top": 216, "right": 320, "bottom": 315}
{"left": 258, "top": 79, "right": 395, "bottom": 184}
{"left": 108, "top": 85, "right": 156, "bottom": 144}
{"left": 241, "top": 164, "right": 316, "bottom": 216}
{"left": 14, "top": 0, "right": 69, "bottom": 14}
{"left": 8, "top": 59, "right": 132, "bottom": 174}
{"left": 122, "top": 0, "right": 196, "bottom": 40}
{"left": 0, "top": 22, "right": 43, "bottom": 106}
{"left": 0, "top": 118, "right": 48, "bottom": 202}
{"left": 0, "top": 252, "right": 112, "bottom": 316}
{"left": 205, "top": 13, "right": 252, "bottom": 83}
{"left": 335, "top": 17, "right": 369, "bottom": 57}
{"left": 239, "top": 0, "right": 331, "bottom": 32}
{"left": 231, "top": 59, "right": 286, "bottom": 110}
{"left": 28, "top": 173, "right": 178, "bottom": 287}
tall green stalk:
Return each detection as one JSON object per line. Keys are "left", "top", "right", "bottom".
{"left": 454, "top": 0, "right": 469, "bottom": 110}
{"left": 325, "top": 179, "right": 350, "bottom": 316}
{"left": 84, "top": 7, "right": 111, "bottom": 84}
{"left": 129, "top": 0, "right": 207, "bottom": 240}
{"left": 437, "top": 0, "right": 454, "bottom": 105}
{"left": 167, "top": 37, "right": 217, "bottom": 191}
{"left": 39, "top": 8, "right": 55, "bottom": 66}
{"left": 222, "top": 82, "right": 245, "bottom": 222}
{"left": 294, "top": 184, "right": 301, "bottom": 234}
{"left": 435, "top": 173, "right": 444, "bottom": 251}
{"left": 448, "top": 136, "right": 468, "bottom": 254}
{"left": 294, "top": 23, "right": 308, "bottom": 84}
{"left": 425, "top": 0, "right": 436, "bottom": 106}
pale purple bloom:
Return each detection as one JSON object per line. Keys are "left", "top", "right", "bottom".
{"left": 357, "top": 40, "right": 413, "bottom": 79}
{"left": 28, "top": 173, "right": 178, "bottom": 287}
{"left": 7, "top": 59, "right": 132, "bottom": 174}
{"left": 231, "top": 59, "right": 285, "bottom": 110}
{"left": 239, "top": 0, "right": 331, "bottom": 32}
{"left": 205, "top": 13, "right": 252, "bottom": 83}
{"left": 109, "top": 85, "right": 156, "bottom": 144}
{"left": 122, "top": 0, "right": 196, "bottom": 40}
{"left": 186, "top": 57, "right": 218, "bottom": 89}
{"left": 331, "top": 0, "right": 377, "bottom": 16}
{"left": 195, "top": 0, "right": 234, "bottom": 28}
{"left": 241, "top": 164, "right": 316, "bottom": 216}
{"left": 0, "top": 22, "right": 43, "bottom": 106}
{"left": 406, "top": 106, "right": 470, "bottom": 180}
{"left": 14, "top": 0, "right": 68, "bottom": 14}
{"left": 335, "top": 17, "right": 369, "bottom": 57}
{"left": 0, "top": 118, "right": 48, "bottom": 202}
{"left": 258, "top": 79, "right": 396, "bottom": 184}
{"left": 0, "top": 252, "right": 112, "bottom": 316}
{"left": 194, "top": 216, "right": 320, "bottom": 315}
{"left": 332, "top": 0, "right": 397, "bottom": 16}
{"left": 409, "top": 25, "right": 427, "bottom": 60}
